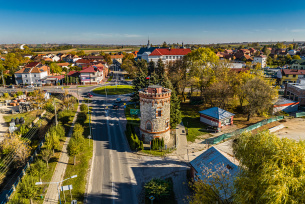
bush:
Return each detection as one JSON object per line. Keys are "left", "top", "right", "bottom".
{"left": 3, "top": 93, "right": 9, "bottom": 98}
{"left": 125, "top": 124, "right": 143, "bottom": 151}
{"left": 151, "top": 138, "right": 164, "bottom": 150}
{"left": 76, "top": 112, "right": 87, "bottom": 125}
{"left": 144, "top": 178, "right": 173, "bottom": 201}
{"left": 44, "top": 102, "right": 54, "bottom": 113}
{"left": 73, "top": 123, "right": 84, "bottom": 142}
{"left": 80, "top": 104, "right": 88, "bottom": 112}
{"left": 58, "top": 110, "right": 74, "bottom": 124}
{"left": 17, "top": 91, "right": 23, "bottom": 96}
{"left": 48, "top": 124, "right": 65, "bottom": 139}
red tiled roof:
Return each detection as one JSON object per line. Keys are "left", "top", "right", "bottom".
{"left": 25, "top": 62, "right": 40, "bottom": 68}
{"left": 149, "top": 48, "right": 191, "bottom": 56}
{"left": 76, "top": 59, "right": 93, "bottom": 64}
{"left": 68, "top": 71, "right": 79, "bottom": 76}
{"left": 49, "top": 75, "right": 65, "bottom": 80}
{"left": 57, "top": 63, "right": 70, "bottom": 66}
{"left": 282, "top": 69, "right": 305, "bottom": 75}
{"left": 79, "top": 66, "right": 103, "bottom": 73}
{"left": 110, "top": 54, "right": 124, "bottom": 59}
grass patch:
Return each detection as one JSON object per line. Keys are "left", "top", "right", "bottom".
{"left": 93, "top": 85, "right": 133, "bottom": 95}
{"left": 141, "top": 148, "right": 174, "bottom": 157}
{"left": 77, "top": 85, "right": 94, "bottom": 88}
{"left": 124, "top": 104, "right": 140, "bottom": 126}
{"left": 180, "top": 103, "right": 208, "bottom": 142}
{"left": 62, "top": 86, "right": 70, "bottom": 88}
{"left": 4, "top": 110, "right": 43, "bottom": 127}
{"left": 107, "top": 76, "right": 113, "bottom": 82}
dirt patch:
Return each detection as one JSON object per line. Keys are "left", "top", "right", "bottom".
{"left": 274, "top": 118, "right": 305, "bottom": 141}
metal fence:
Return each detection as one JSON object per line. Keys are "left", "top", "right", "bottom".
{"left": 296, "top": 112, "right": 305, "bottom": 118}
{"left": 0, "top": 139, "right": 45, "bottom": 204}
{"left": 207, "top": 116, "right": 285, "bottom": 145}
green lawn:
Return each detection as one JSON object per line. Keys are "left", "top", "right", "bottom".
{"left": 4, "top": 110, "right": 43, "bottom": 127}
{"left": 77, "top": 85, "right": 94, "bottom": 88}
{"left": 93, "top": 85, "right": 133, "bottom": 95}
{"left": 124, "top": 104, "right": 140, "bottom": 126}
{"left": 61, "top": 105, "right": 93, "bottom": 204}
{"left": 180, "top": 103, "right": 209, "bottom": 142}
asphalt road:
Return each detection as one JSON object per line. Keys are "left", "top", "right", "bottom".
{"left": 86, "top": 90, "right": 137, "bottom": 203}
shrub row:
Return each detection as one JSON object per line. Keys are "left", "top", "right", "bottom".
{"left": 125, "top": 124, "right": 143, "bottom": 151}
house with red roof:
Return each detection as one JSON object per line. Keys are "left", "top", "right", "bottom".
{"left": 14, "top": 65, "right": 50, "bottom": 85}
{"left": 143, "top": 48, "right": 191, "bottom": 64}
{"left": 79, "top": 65, "right": 105, "bottom": 84}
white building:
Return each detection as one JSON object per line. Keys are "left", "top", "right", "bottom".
{"left": 146, "top": 48, "right": 191, "bottom": 64}
{"left": 14, "top": 66, "right": 50, "bottom": 85}
{"left": 253, "top": 55, "right": 267, "bottom": 68}
{"left": 79, "top": 66, "right": 104, "bottom": 84}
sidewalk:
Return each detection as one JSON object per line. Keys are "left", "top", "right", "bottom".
{"left": 43, "top": 105, "right": 80, "bottom": 204}
{"left": 175, "top": 122, "right": 188, "bottom": 160}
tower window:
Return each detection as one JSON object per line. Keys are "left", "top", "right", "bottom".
{"left": 146, "top": 122, "right": 151, "bottom": 131}
{"left": 157, "top": 110, "right": 162, "bottom": 117}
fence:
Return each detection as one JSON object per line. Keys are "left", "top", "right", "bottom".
{"left": 296, "top": 112, "right": 305, "bottom": 118}
{"left": 207, "top": 116, "right": 285, "bottom": 145}
{"left": 0, "top": 139, "right": 45, "bottom": 204}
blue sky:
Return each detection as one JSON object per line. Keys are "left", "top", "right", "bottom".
{"left": 1, "top": 0, "right": 305, "bottom": 44}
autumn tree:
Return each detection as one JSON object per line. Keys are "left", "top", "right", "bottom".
{"left": 45, "top": 131, "right": 60, "bottom": 155}
{"left": 121, "top": 58, "right": 137, "bottom": 78}
{"left": 104, "top": 54, "right": 112, "bottom": 65}
{"left": 292, "top": 55, "right": 301, "bottom": 60}
{"left": 67, "top": 138, "right": 81, "bottom": 165}
{"left": 50, "top": 63, "right": 62, "bottom": 74}
{"left": 233, "top": 131, "right": 305, "bottom": 204}
{"left": 243, "top": 77, "right": 277, "bottom": 120}
{"left": 76, "top": 50, "right": 85, "bottom": 56}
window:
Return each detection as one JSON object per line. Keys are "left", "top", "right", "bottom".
{"left": 25, "top": 75, "right": 27, "bottom": 78}
{"left": 293, "top": 75, "right": 296, "bottom": 77}
{"left": 26, "top": 80, "right": 28, "bottom": 82}
{"left": 173, "top": 56, "right": 175, "bottom": 59}
{"left": 146, "top": 122, "right": 151, "bottom": 131}
{"left": 34, "top": 74, "right": 36, "bottom": 77}
{"left": 157, "top": 110, "right": 162, "bottom": 117}
{"left": 166, "top": 121, "right": 169, "bottom": 128}
{"left": 169, "top": 56, "right": 172, "bottom": 59}
{"left": 166, "top": 56, "right": 168, "bottom": 59}
{"left": 285, "top": 75, "right": 288, "bottom": 77}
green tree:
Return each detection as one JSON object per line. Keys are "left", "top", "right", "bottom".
{"left": 144, "top": 178, "right": 172, "bottom": 201}
{"left": 285, "top": 54, "right": 292, "bottom": 64}
{"left": 76, "top": 50, "right": 85, "bottom": 56}
{"left": 41, "top": 149, "right": 53, "bottom": 168}
{"left": 104, "top": 54, "right": 112, "bottom": 65}
{"left": 132, "top": 68, "right": 148, "bottom": 101}
{"left": 30, "top": 159, "right": 47, "bottom": 182}
{"left": 162, "top": 41, "right": 168, "bottom": 48}
{"left": 67, "top": 138, "right": 81, "bottom": 165}
{"left": 45, "top": 131, "right": 60, "bottom": 155}
{"left": 19, "top": 176, "right": 38, "bottom": 204}
{"left": 233, "top": 131, "right": 305, "bottom": 204}
{"left": 243, "top": 77, "right": 277, "bottom": 121}
{"left": 50, "top": 63, "right": 62, "bottom": 74}
{"left": 292, "top": 55, "right": 301, "bottom": 60}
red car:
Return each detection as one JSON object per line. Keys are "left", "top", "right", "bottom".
{"left": 87, "top": 93, "right": 93, "bottom": 98}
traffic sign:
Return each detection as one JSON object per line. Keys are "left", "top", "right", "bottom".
{"left": 124, "top": 105, "right": 126, "bottom": 109}
{"left": 61, "top": 185, "right": 73, "bottom": 192}
{"left": 149, "top": 195, "right": 155, "bottom": 201}
{"left": 106, "top": 106, "right": 108, "bottom": 109}
{"left": 124, "top": 103, "right": 126, "bottom": 105}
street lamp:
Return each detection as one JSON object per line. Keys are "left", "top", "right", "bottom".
{"left": 36, "top": 175, "right": 77, "bottom": 204}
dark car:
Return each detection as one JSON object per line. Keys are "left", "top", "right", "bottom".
{"left": 87, "top": 93, "right": 93, "bottom": 98}
{"left": 206, "top": 126, "right": 220, "bottom": 133}
{"left": 7, "top": 85, "right": 15, "bottom": 89}
{"left": 112, "top": 104, "right": 119, "bottom": 109}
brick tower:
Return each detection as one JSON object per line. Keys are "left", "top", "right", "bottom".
{"left": 139, "top": 85, "right": 171, "bottom": 144}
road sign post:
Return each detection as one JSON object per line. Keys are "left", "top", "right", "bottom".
{"left": 149, "top": 195, "right": 155, "bottom": 204}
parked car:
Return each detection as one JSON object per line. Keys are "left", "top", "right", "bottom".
{"left": 112, "top": 104, "right": 119, "bottom": 109}
{"left": 26, "top": 85, "right": 34, "bottom": 89}
{"left": 7, "top": 85, "right": 15, "bottom": 89}
{"left": 205, "top": 126, "right": 221, "bottom": 133}
{"left": 87, "top": 93, "right": 93, "bottom": 98}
